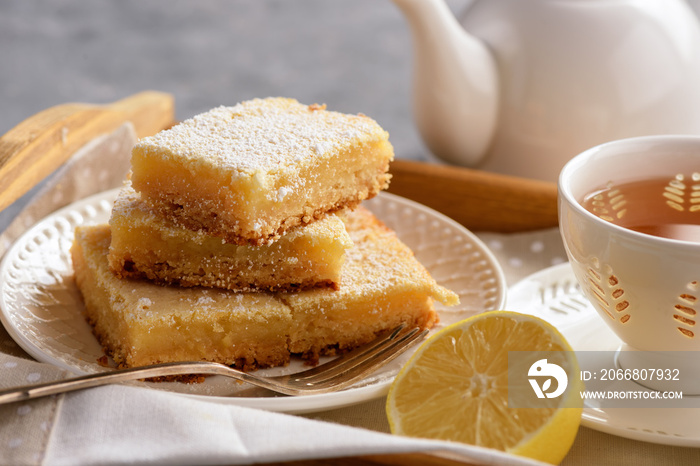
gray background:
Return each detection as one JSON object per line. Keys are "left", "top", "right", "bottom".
{"left": 5, "top": 0, "right": 700, "bottom": 160}
{"left": 0, "top": 0, "right": 473, "bottom": 163}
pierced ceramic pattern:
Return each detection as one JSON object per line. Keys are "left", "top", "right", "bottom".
{"left": 674, "top": 282, "right": 699, "bottom": 338}
{"left": 586, "top": 187, "right": 628, "bottom": 223}
{"left": 663, "top": 173, "right": 700, "bottom": 213}
{"left": 584, "top": 262, "right": 631, "bottom": 324}
{"left": 510, "top": 263, "right": 700, "bottom": 448}
{"left": 0, "top": 189, "right": 505, "bottom": 414}
{"left": 575, "top": 255, "right": 700, "bottom": 346}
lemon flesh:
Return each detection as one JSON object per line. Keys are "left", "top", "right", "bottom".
{"left": 386, "top": 311, "right": 583, "bottom": 465}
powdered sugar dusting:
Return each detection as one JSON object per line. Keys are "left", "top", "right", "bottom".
{"left": 137, "top": 297, "right": 152, "bottom": 308}
{"left": 134, "top": 98, "right": 389, "bottom": 177}
{"left": 197, "top": 296, "right": 215, "bottom": 305}
{"left": 314, "top": 142, "right": 331, "bottom": 155}
{"left": 283, "top": 207, "right": 459, "bottom": 307}
{"left": 276, "top": 187, "right": 291, "bottom": 202}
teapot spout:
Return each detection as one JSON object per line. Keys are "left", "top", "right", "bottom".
{"left": 392, "top": 0, "right": 499, "bottom": 166}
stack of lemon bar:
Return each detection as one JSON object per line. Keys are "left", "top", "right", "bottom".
{"left": 71, "top": 97, "right": 459, "bottom": 372}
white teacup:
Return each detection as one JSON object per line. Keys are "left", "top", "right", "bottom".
{"left": 558, "top": 135, "right": 700, "bottom": 393}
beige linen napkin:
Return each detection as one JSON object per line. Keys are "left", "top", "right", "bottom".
{"left": 42, "top": 384, "right": 541, "bottom": 466}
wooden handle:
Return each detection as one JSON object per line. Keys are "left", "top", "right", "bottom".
{"left": 387, "top": 159, "right": 559, "bottom": 232}
{"left": 0, "top": 91, "right": 174, "bottom": 212}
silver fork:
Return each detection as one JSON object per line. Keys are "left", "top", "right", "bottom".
{"left": 0, "top": 324, "right": 428, "bottom": 405}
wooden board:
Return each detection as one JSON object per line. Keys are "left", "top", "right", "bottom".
{"left": 0, "top": 91, "right": 174, "bottom": 212}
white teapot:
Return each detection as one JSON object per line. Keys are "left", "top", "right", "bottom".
{"left": 392, "top": 0, "right": 700, "bottom": 181}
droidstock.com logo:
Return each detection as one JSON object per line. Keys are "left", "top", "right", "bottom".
{"left": 528, "top": 359, "right": 568, "bottom": 399}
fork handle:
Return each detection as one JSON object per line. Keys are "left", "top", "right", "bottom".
{"left": 0, "top": 91, "right": 175, "bottom": 212}
{"left": 0, "top": 361, "right": 241, "bottom": 405}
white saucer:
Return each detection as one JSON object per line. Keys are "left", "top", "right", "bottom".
{"left": 510, "top": 262, "right": 700, "bottom": 447}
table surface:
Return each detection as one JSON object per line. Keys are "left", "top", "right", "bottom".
{"left": 3, "top": 1, "right": 700, "bottom": 465}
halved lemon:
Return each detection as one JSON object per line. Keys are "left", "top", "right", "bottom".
{"left": 386, "top": 311, "right": 583, "bottom": 465}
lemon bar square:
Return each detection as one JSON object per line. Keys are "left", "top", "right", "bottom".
{"left": 281, "top": 206, "right": 459, "bottom": 360}
{"left": 71, "top": 225, "right": 292, "bottom": 370}
{"left": 71, "top": 211, "right": 459, "bottom": 371}
{"left": 129, "top": 97, "right": 394, "bottom": 245}
{"left": 108, "top": 183, "right": 353, "bottom": 292}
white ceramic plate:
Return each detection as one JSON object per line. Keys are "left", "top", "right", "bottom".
{"left": 0, "top": 190, "right": 506, "bottom": 414}
{"left": 510, "top": 262, "right": 700, "bottom": 447}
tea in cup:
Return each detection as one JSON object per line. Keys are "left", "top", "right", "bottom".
{"left": 558, "top": 135, "right": 700, "bottom": 393}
